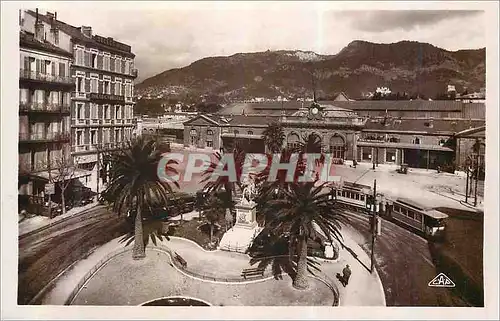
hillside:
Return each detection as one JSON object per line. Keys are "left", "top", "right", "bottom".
{"left": 136, "top": 40, "right": 485, "bottom": 101}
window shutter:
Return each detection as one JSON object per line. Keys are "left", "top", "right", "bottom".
{"left": 85, "top": 79, "right": 90, "bottom": 92}
{"left": 97, "top": 55, "right": 103, "bottom": 69}
{"left": 98, "top": 81, "right": 103, "bottom": 94}
{"left": 110, "top": 83, "right": 115, "bottom": 95}
{"left": 59, "top": 63, "right": 65, "bottom": 77}
{"left": 84, "top": 129, "right": 90, "bottom": 144}
{"left": 24, "top": 57, "right": 30, "bottom": 71}
{"left": 36, "top": 59, "right": 41, "bottom": 73}
{"left": 51, "top": 62, "right": 56, "bottom": 76}
{"left": 85, "top": 103, "right": 91, "bottom": 119}
{"left": 121, "top": 60, "right": 125, "bottom": 74}
{"left": 110, "top": 58, "right": 115, "bottom": 72}
{"left": 84, "top": 52, "right": 90, "bottom": 67}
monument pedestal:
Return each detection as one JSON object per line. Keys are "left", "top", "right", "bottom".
{"left": 218, "top": 200, "right": 262, "bottom": 253}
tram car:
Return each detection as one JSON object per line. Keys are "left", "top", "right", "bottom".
{"left": 385, "top": 198, "right": 448, "bottom": 239}
{"left": 332, "top": 181, "right": 372, "bottom": 212}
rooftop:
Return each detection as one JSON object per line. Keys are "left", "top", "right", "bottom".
{"left": 363, "top": 118, "right": 485, "bottom": 134}
{"left": 20, "top": 30, "right": 72, "bottom": 58}
{"left": 26, "top": 10, "right": 135, "bottom": 58}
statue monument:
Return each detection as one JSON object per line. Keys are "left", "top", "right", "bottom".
{"left": 218, "top": 175, "right": 261, "bottom": 253}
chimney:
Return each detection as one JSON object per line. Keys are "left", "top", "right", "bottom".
{"left": 81, "top": 26, "right": 92, "bottom": 38}
{"left": 46, "top": 11, "right": 54, "bottom": 19}
{"left": 55, "top": 12, "right": 57, "bottom": 20}
{"left": 34, "top": 9, "right": 44, "bottom": 42}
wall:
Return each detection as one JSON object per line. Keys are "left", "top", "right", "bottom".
{"left": 184, "top": 125, "right": 221, "bottom": 150}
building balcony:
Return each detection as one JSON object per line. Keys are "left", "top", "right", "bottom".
{"left": 19, "top": 102, "right": 70, "bottom": 114}
{"left": 114, "top": 119, "right": 123, "bottom": 125}
{"left": 71, "top": 92, "right": 90, "bottom": 100}
{"left": 131, "top": 68, "right": 138, "bottom": 78}
{"left": 89, "top": 93, "right": 125, "bottom": 103}
{"left": 125, "top": 96, "right": 134, "bottom": 104}
{"left": 19, "top": 131, "right": 70, "bottom": 143}
{"left": 19, "top": 69, "right": 74, "bottom": 86}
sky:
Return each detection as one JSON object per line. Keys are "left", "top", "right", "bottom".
{"left": 26, "top": 2, "right": 487, "bottom": 83}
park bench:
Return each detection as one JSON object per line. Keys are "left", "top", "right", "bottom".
{"left": 174, "top": 252, "right": 187, "bottom": 269}
{"left": 241, "top": 267, "right": 265, "bottom": 279}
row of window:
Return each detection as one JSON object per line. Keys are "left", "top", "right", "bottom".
{"left": 337, "top": 190, "right": 366, "bottom": 202}
{"left": 25, "top": 121, "right": 68, "bottom": 134}
{"left": 74, "top": 47, "right": 133, "bottom": 75}
{"left": 75, "top": 76, "right": 133, "bottom": 97}
{"left": 75, "top": 128, "right": 133, "bottom": 146}
{"left": 75, "top": 103, "right": 133, "bottom": 120}
{"left": 393, "top": 204, "right": 423, "bottom": 222}
{"left": 190, "top": 136, "right": 214, "bottom": 148}
{"left": 19, "top": 89, "right": 71, "bottom": 106}
{"left": 22, "top": 56, "right": 68, "bottom": 77}
{"left": 189, "top": 129, "right": 255, "bottom": 136}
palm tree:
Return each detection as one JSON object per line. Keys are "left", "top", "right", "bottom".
{"left": 103, "top": 136, "right": 179, "bottom": 260}
{"left": 263, "top": 181, "right": 347, "bottom": 289}
{"left": 263, "top": 122, "right": 286, "bottom": 153}
{"left": 254, "top": 133, "right": 325, "bottom": 225}
{"left": 201, "top": 143, "right": 247, "bottom": 215}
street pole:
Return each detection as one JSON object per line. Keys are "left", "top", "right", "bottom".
{"left": 372, "top": 148, "right": 375, "bottom": 170}
{"left": 370, "top": 179, "right": 377, "bottom": 274}
{"left": 474, "top": 153, "right": 479, "bottom": 207}
{"left": 96, "top": 145, "right": 100, "bottom": 202}
{"left": 48, "top": 162, "right": 52, "bottom": 219}
{"left": 465, "top": 167, "right": 469, "bottom": 203}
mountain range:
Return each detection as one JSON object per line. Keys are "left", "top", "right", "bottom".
{"left": 136, "top": 40, "right": 485, "bottom": 101}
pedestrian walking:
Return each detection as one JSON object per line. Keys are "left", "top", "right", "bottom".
{"left": 342, "top": 264, "right": 352, "bottom": 286}
{"left": 336, "top": 264, "right": 352, "bottom": 287}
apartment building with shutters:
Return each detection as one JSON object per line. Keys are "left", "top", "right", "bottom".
{"left": 21, "top": 9, "right": 138, "bottom": 193}
{"left": 18, "top": 15, "right": 75, "bottom": 213}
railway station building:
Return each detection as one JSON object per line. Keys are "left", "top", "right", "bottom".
{"left": 182, "top": 100, "right": 485, "bottom": 171}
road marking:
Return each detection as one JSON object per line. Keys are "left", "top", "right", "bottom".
{"left": 428, "top": 273, "right": 455, "bottom": 288}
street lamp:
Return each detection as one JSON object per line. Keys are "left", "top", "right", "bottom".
{"left": 366, "top": 179, "right": 380, "bottom": 274}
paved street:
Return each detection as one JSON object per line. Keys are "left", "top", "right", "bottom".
{"left": 17, "top": 206, "right": 129, "bottom": 305}
{"left": 343, "top": 211, "right": 469, "bottom": 306}
{"left": 17, "top": 152, "right": 482, "bottom": 306}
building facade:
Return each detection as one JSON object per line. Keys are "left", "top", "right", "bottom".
{"left": 182, "top": 101, "right": 485, "bottom": 171}
{"left": 21, "top": 9, "right": 138, "bottom": 192}
{"left": 18, "top": 24, "right": 74, "bottom": 213}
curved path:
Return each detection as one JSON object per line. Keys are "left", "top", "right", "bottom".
{"left": 41, "top": 231, "right": 385, "bottom": 306}
{"left": 70, "top": 247, "right": 335, "bottom": 306}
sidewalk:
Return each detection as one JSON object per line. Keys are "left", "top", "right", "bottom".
{"left": 19, "top": 202, "right": 99, "bottom": 237}
{"left": 40, "top": 224, "right": 386, "bottom": 306}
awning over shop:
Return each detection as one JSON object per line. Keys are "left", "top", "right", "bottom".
{"left": 357, "top": 141, "right": 453, "bottom": 152}
{"left": 28, "top": 168, "right": 92, "bottom": 182}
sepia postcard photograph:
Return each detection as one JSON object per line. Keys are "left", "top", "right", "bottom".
{"left": 1, "top": 1, "right": 499, "bottom": 320}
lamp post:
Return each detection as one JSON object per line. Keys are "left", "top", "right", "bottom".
{"left": 366, "top": 179, "right": 379, "bottom": 274}
{"left": 474, "top": 152, "right": 480, "bottom": 207}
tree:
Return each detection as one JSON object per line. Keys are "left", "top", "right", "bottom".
{"left": 262, "top": 122, "right": 285, "bottom": 153}
{"left": 201, "top": 143, "right": 247, "bottom": 217}
{"left": 253, "top": 133, "right": 326, "bottom": 229}
{"left": 37, "top": 147, "right": 78, "bottom": 217}
{"left": 102, "top": 136, "right": 179, "bottom": 259}
{"left": 261, "top": 181, "right": 347, "bottom": 289}
{"left": 51, "top": 148, "right": 78, "bottom": 215}
{"left": 203, "top": 193, "right": 225, "bottom": 244}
